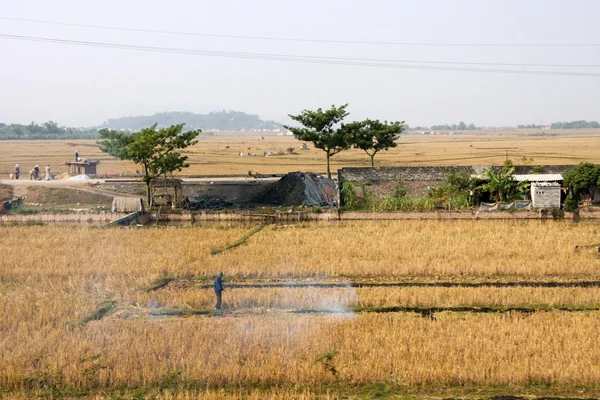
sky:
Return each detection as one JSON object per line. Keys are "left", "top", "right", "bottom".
{"left": 1, "top": 0, "right": 600, "bottom": 127}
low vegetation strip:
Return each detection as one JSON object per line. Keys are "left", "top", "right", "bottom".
{"left": 184, "top": 280, "right": 600, "bottom": 289}
{"left": 78, "top": 300, "right": 116, "bottom": 326}
{"left": 210, "top": 225, "right": 267, "bottom": 255}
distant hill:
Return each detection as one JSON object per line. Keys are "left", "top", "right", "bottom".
{"left": 98, "top": 111, "right": 284, "bottom": 132}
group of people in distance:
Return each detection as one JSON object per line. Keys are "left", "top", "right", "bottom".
{"left": 12, "top": 164, "right": 51, "bottom": 181}
{"left": 12, "top": 151, "right": 79, "bottom": 181}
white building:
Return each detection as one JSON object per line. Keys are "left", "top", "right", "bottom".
{"left": 531, "top": 182, "right": 562, "bottom": 209}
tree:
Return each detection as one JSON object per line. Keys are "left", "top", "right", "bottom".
{"left": 477, "top": 166, "right": 528, "bottom": 202}
{"left": 285, "top": 104, "right": 350, "bottom": 179}
{"left": 563, "top": 162, "right": 600, "bottom": 197}
{"left": 345, "top": 119, "right": 404, "bottom": 167}
{"left": 98, "top": 123, "right": 200, "bottom": 206}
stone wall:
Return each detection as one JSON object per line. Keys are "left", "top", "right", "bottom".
{"left": 338, "top": 165, "right": 574, "bottom": 183}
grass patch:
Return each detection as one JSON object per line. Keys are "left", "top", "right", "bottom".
{"left": 211, "top": 225, "right": 267, "bottom": 255}
{"left": 79, "top": 300, "right": 116, "bottom": 326}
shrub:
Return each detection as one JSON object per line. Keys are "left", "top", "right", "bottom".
{"left": 564, "top": 195, "right": 578, "bottom": 212}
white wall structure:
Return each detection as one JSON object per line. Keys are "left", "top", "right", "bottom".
{"left": 531, "top": 182, "right": 562, "bottom": 209}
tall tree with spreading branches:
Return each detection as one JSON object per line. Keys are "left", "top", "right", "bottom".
{"left": 98, "top": 123, "right": 200, "bottom": 206}
{"left": 345, "top": 119, "right": 405, "bottom": 167}
{"left": 284, "top": 104, "right": 350, "bottom": 179}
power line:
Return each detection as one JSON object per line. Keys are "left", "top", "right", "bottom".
{"left": 2, "top": 33, "right": 600, "bottom": 77}
{"left": 1, "top": 15, "right": 600, "bottom": 48}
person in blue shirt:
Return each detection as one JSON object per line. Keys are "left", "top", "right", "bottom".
{"left": 214, "top": 272, "right": 224, "bottom": 310}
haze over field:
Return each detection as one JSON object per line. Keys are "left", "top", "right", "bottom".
{"left": 1, "top": 0, "right": 600, "bottom": 128}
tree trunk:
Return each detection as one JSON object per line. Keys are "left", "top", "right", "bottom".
{"left": 370, "top": 153, "right": 375, "bottom": 168}
{"left": 326, "top": 152, "right": 331, "bottom": 179}
{"left": 144, "top": 164, "right": 152, "bottom": 209}
{"left": 146, "top": 180, "right": 152, "bottom": 210}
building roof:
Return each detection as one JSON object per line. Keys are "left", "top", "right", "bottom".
{"left": 531, "top": 181, "right": 562, "bottom": 187}
{"left": 513, "top": 174, "right": 563, "bottom": 182}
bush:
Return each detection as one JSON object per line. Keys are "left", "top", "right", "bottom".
{"left": 564, "top": 195, "right": 578, "bottom": 212}
{"left": 340, "top": 181, "right": 357, "bottom": 209}
{"left": 393, "top": 181, "right": 407, "bottom": 199}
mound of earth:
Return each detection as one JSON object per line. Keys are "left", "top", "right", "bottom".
{"left": 0, "top": 184, "right": 13, "bottom": 202}
{"left": 24, "top": 186, "right": 113, "bottom": 207}
{"left": 257, "top": 172, "right": 337, "bottom": 207}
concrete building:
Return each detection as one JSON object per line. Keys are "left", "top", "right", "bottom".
{"left": 531, "top": 182, "right": 562, "bottom": 209}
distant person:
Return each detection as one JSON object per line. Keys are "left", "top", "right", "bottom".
{"left": 34, "top": 165, "right": 40, "bottom": 180}
{"left": 29, "top": 168, "right": 35, "bottom": 180}
{"left": 14, "top": 164, "right": 20, "bottom": 180}
{"left": 214, "top": 272, "right": 224, "bottom": 310}
{"left": 45, "top": 165, "right": 51, "bottom": 181}
{"left": 75, "top": 151, "right": 79, "bottom": 161}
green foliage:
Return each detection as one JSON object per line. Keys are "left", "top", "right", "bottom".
{"left": 393, "top": 181, "right": 406, "bottom": 199}
{"left": 550, "top": 120, "right": 600, "bottom": 129}
{"left": 477, "top": 167, "right": 514, "bottom": 202}
{"left": 80, "top": 353, "right": 109, "bottom": 384}
{"left": 564, "top": 195, "right": 578, "bottom": 212}
{"left": 529, "top": 165, "right": 543, "bottom": 174}
{"left": 344, "top": 119, "right": 405, "bottom": 167}
{"left": 370, "top": 381, "right": 392, "bottom": 399}
{"left": 379, "top": 197, "right": 438, "bottom": 211}
{"left": 477, "top": 165, "right": 531, "bottom": 202}
{"left": 0, "top": 121, "right": 98, "bottom": 140}
{"left": 429, "top": 172, "right": 477, "bottom": 209}
{"left": 563, "top": 162, "right": 600, "bottom": 196}
{"left": 430, "top": 121, "right": 481, "bottom": 130}
{"left": 518, "top": 124, "right": 544, "bottom": 129}
{"left": 315, "top": 350, "right": 339, "bottom": 376}
{"left": 98, "top": 123, "right": 200, "bottom": 205}
{"left": 285, "top": 104, "right": 350, "bottom": 178}
{"left": 340, "top": 181, "right": 358, "bottom": 209}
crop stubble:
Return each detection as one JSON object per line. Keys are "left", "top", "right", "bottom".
{"left": 1, "top": 221, "right": 600, "bottom": 393}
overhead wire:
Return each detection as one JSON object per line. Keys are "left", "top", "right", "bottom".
{"left": 1, "top": 33, "right": 600, "bottom": 77}
{"left": 1, "top": 15, "right": 599, "bottom": 48}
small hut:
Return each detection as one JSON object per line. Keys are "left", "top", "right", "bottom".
{"left": 65, "top": 160, "right": 100, "bottom": 175}
{"left": 531, "top": 182, "right": 562, "bottom": 209}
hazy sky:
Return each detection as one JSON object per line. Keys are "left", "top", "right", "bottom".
{"left": 1, "top": 0, "right": 600, "bottom": 127}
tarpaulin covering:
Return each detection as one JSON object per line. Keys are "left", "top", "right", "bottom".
{"left": 260, "top": 172, "right": 338, "bottom": 207}
{"left": 112, "top": 197, "right": 144, "bottom": 213}
{"left": 478, "top": 201, "right": 532, "bottom": 211}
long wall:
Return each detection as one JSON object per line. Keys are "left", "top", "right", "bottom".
{"left": 338, "top": 165, "right": 574, "bottom": 183}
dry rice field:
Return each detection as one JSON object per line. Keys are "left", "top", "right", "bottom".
{"left": 1, "top": 130, "right": 600, "bottom": 177}
{"left": 2, "top": 220, "right": 600, "bottom": 398}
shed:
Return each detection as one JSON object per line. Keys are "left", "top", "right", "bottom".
{"left": 531, "top": 182, "right": 562, "bottom": 209}
{"left": 65, "top": 160, "right": 100, "bottom": 175}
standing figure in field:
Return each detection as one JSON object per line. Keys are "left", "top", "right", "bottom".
{"left": 29, "top": 168, "right": 35, "bottom": 180}
{"left": 14, "top": 164, "right": 20, "bottom": 180}
{"left": 75, "top": 151, "right": 79, "bottom": 161}
{"left": 45, "top": 165, "right": 51, "bottom": 181}
{"left": 34, "top": 165, "right": 40, "bottom": 180}
{"left": 214, "top": 272, "right": 224, "bottom": 310}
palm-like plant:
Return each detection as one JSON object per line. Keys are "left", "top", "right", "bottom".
{"left": 477, "top": 166, "right": 517, "bottom": 202}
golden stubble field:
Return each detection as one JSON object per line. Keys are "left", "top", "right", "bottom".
{"left": 2, "top": 220, "right": 600, "bottom": 398}
{"left": 1, "top": 130, "right": 600, "bottom": 177}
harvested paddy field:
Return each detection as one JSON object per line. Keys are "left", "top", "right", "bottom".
{"left": 1, "top": 221, "right": 600, "bottom": 398}
{"left": 1, "top": 131, "right": 600, "bottom": 177}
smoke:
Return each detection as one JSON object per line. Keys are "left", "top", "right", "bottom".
{"left": 281, "top": 280, "right": 358, "bottom": 320}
